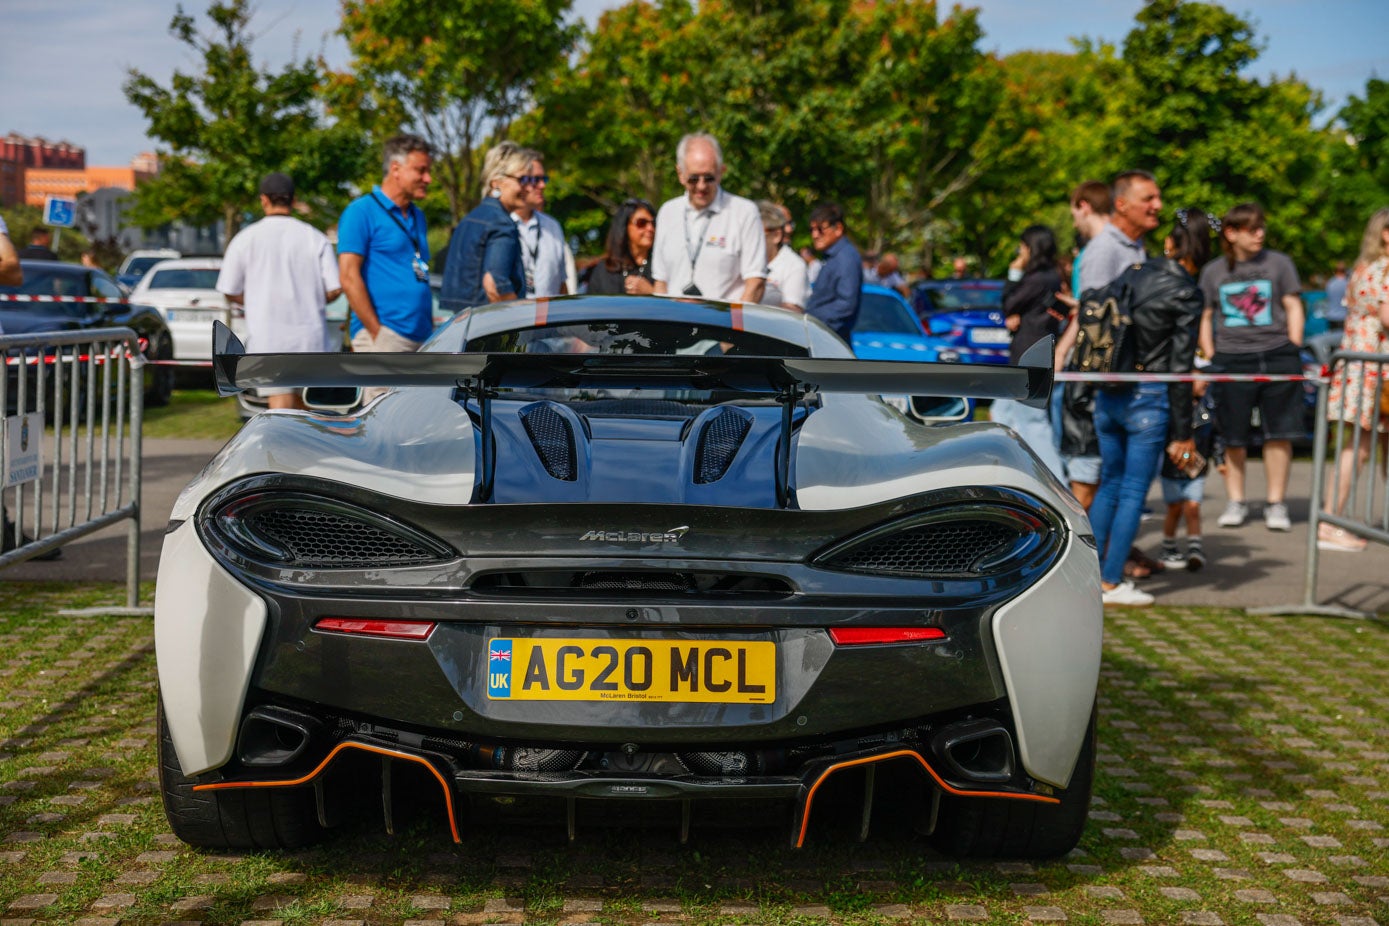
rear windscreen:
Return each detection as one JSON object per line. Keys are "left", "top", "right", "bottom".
{"left": 467, "top": 321, "right": 808, "bottom": 358}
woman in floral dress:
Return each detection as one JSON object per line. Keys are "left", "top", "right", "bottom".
{"left": 1319, "top": 207, "right": 1389, "bottom": 551}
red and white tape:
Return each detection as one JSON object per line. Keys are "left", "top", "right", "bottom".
{"left": 1054, "top": 371, "right": 1319, "bottom": 384}
{"left": 0, "top": 293, "right": 126, "bottom": 304}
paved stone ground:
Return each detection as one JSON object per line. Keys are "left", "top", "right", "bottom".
{"left": 0, "top": 605, "right": 1386, "bottom": 924}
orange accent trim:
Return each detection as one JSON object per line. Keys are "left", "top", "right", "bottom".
{"left": 534, "top": 299, "right": 549, "bottom": 326}
{"left": 729, "top": 304, "right": 744, "bottom": 330}
{"left": 794, "top": 749, "right": 1059, "bottom": 847}
{"left": 193, "top": 741, "right": 461, "bottom": 842}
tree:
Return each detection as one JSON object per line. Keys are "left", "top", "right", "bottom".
{"left": 334, "top": 0, "right": 581, "bottom": 223}
{"left": 123, "top": 0, "right": 370, "bottom": 239}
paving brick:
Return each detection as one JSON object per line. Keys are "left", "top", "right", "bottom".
{"left": 1311, "top": 893, "right": 1354, "bottom": 906}
{"left": 1234, "top": 890, "right": 1278, "bottom": 903}
{"left": 1283, "top": 869, "right": 1329, "bottom": 883}
{"left": 945, "top": 906, "right": 988, "bottom": 921}
{"left": 1159, "top": 888, "right": 1201, "bottom": 901}
{"left": 1025, "top": 908, "right": 1068, "bottom": 922}
{"left": 1100, "top": 912, "right": 1143, "bottom": 925}
{"left": 1180, "top": 914, "right": 1223, "bottom": 925}
{"left": 871, "top": 905, "right": 912, "bottom": 919}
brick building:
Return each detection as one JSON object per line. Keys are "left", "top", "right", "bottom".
{"left": 0, "top": 133, "right": 85, "bottom": 206}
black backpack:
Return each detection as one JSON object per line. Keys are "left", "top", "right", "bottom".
{"left": 1071, "top": 264, "right": 1142, "bottom": 377}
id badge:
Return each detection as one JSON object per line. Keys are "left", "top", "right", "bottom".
{"left": 413, "top": 255, "right": 428, "bottom": 282}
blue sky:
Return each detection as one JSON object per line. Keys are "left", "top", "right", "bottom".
{"left": 1, "top": 0, "right": 1384, "bottom": 166}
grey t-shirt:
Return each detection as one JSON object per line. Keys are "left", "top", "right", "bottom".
{"left": 1198, "top": 248, "right": 1301, "bottom": 355}
{"left": 1078, "top": 222, "right": 1146, "bottom": 295}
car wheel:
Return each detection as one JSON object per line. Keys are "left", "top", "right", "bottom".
{"left": 929, "top": 706, "right": 1095, "bottom": 859}
{"left": 143, "top": 333, "right": 175, "bottom": 408}
{"left": 157, "top": 697, "right": 322, "bottom": 850}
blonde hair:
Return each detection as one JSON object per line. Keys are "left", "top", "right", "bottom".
{"left": 1355, "top": 206, "right": 1389, "bottom": 268}
{"left": 480, "top": 141, "right": 541, "bottom": 197}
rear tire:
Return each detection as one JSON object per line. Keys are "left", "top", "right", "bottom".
{"left": 929, "top": 707, "right": 1096, "bottom": 859}
{"left": 158, "top": 697, "right": 322, "bottom": 850}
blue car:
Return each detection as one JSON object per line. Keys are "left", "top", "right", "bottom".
{"left": 852, "top": 284, "right": 972, "bottom": 420}
{"left": 912, "top": 278, "right": 1011, "bottom": 364}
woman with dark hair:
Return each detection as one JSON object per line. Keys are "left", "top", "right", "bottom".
{"left": 1088, "top": 208, "right": 1211, "bottom": 606}
{"left": 586, "top": 199, "right": 656, "bottom": 295}
{"left": 990, "top": 224, "right": 1067, "bottom": 481}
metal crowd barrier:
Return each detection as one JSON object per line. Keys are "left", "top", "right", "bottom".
{"left": 0, "top": 327, "right": 144, "bottom": 608}
{"left": 1258, "top": 349, "right": 1389, "bottom": 620}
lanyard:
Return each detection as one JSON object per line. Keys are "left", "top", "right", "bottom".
{"left": 371, "top": 191, "right": 423, "bottom": 260}
{"left": 684, "top": 207, "right": 712, "bottom": 275}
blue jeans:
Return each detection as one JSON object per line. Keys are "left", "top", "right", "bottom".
{"left": 991, "top": 398, "right": 1066, "bottom": 483}
{"left": 1091, "top": 385, "right": 1169, "bottom": 585}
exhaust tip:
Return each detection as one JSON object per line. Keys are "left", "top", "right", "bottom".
{"left": 237, "top": 706, "right": 317, "bottom": 768}
{"left": 934, "top": 719, "right": 1015, "bottom": 784}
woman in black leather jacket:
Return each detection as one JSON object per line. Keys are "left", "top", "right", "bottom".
{"left": 1089, "top": 209, "right": 1211, "bottom": 606}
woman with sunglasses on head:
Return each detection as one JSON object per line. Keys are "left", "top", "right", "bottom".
{"left": 586, "top": 199, "right": 656, "bottom": 296}
{"left": 1088, "top": 209, "right": 1211, "bottom": 606}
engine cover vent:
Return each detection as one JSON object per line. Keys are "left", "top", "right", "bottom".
{"left": 520, "top": 402, "right": 578, "bottom": 481}
{"left": 694, "top": 406, "right": 753, "bottom": 484}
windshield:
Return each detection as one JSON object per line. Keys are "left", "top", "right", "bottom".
{"left": 854, "top": 292, "right": 923, "bottom": 335}
{"left": 122, "top": 256, "right": 171, "bottom": 278}
{"left": 146, "top": 268, "right": 220, "bottom": 290}
{"left": 0, "top": 268, "right": 86, "bottom": 302}
{"left": 920, "top": 281, "right": 1004, "bottom": 312}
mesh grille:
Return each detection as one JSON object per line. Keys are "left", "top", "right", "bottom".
{"left": 520, "top": 403, "right": 577, "bottom": 481}
{"left": 695, "top": 407, "right": 753, "bottom": 484}
{"left": 247, "top": 508, "right": 442, "bottom": 567}
{"left": 825, "top": 520, "right": 1018, "bottom": 576}
{"left": 578, "top": 572, "right": 694, "bottom": 592}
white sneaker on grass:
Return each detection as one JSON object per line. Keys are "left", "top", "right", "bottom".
{"left": 1264, "top": 502, "right": 1291, "bottom": 532}
{"left": 1101, "top": 581, "right": 1155, "bottom": 606}
{"left": 1217, "top": 500, "right": 1248, "bottom": 528}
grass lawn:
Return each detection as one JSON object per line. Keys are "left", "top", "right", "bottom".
{"left": 0, "top": 586, "right": 1385, "bottom": 924}
{"left": 142, "top": 389, "right": 244, "bottom": 441}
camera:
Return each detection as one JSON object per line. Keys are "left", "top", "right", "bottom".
{"left": 682, "top": 282, "right": 702, "bottom": 297}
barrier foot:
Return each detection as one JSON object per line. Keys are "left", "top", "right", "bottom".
{"left": 57, "top": 606, "right": 154, "bottom": 618}
{"left": 1247, "top": 603, "right": 1378, "bottom": 621}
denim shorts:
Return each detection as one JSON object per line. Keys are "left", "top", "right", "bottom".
{"left": 1161, "top": 474, "right": 1206, "bottom": 505}
{"left": 1064, "top": 454, "right": 1102, "bottom": 485}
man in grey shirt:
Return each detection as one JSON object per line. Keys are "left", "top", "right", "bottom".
{"left": 1078, "top": 170, "right": 1162, "bottom": 295}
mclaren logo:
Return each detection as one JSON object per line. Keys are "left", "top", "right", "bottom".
{"left": 579, "top": 526, "right": 690, "bottom": 544}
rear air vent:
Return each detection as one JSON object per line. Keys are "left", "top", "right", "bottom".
{"left": 520, "top": 402, "right": 578, "bottom": 481}
{"left": 694, "top": 406, "right": 753, "bottom": 483}
{"left": 206, "top": 493, "right": 453, "bottom": 568}
{"left": 815, "top": 505, "right": 1057, "bottom": 579}
{"left": 470, "top": 570, "right": 793, "bottom": 599}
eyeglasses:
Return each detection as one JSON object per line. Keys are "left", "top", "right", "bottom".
{"left": 809, "top": 223, "right": 837, "bottom": 235}
{"left": 683, "top": 173, "right": 718, "bottom": 187}
{"left": 629, "top": 217, "right": 654, "bottom": 229}
{"left": 508, "top": 173, "right": 550, "bottom": 186}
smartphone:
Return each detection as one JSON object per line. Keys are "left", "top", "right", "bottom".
{"left": 1181, "top": 450, "right": 1206, "bottom": 479}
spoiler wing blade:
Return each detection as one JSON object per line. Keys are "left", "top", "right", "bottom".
{"left": 212, "top": 321, "right": 1052, "bottom": 406}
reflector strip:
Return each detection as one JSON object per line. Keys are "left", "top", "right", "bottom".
{"left": 829, "top": 627, "right": 947, "bottom": 645}
{"left": 729, "top": 303, "right": 744, "bottom": 330}
{"left": 314, "top": 618, "right": 435, "bottom": 639}
{"left": 795, "top": 749, "right": 1058, "bottom": 847}
{"left": 534, "top": 298, "right": 548, "bottom": 327}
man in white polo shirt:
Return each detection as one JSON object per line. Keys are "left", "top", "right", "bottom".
{"left": 217, "top": 172, "right": 342, "bottom": 410}
{"left": 652, "top": 133, "right": 766, "bottom": 304}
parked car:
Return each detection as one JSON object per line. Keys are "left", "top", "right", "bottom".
{"left": 0, "top": 260, "right": 176, "bottom": 407}
{"left": 128, "top": 257, "right": 236, "bottom": 362}
{"left": 912, "top": 278, "right": 1011, "bottom": 364}
{"left": 155, "top": 294, "right": 1100, "bottom": 857}
{"left": 116, "top": 248, "right": 182, "bottom": 290}
{"left": 852, "top": 284, "right": 973, "bottom": 420}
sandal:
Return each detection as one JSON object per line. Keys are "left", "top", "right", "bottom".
{"left": 1123, "top": 546, "right": 1166, "bottom": 579}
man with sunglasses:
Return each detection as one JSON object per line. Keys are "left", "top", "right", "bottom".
{"left": 651, "top": 133, "right": 766, "bottom": 304}
{"left": 804, "top": 202, "right": 862, "bottom": 343}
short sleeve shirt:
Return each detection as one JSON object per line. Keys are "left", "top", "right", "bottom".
{"left": 651, "top": 188, "right": 767, "bottom": 302}
{"left": 217, "top": 215, "right": 340, "bottom": 353}
{"left": 1078, "top": 222, "right": 1147, "bottom": 295}
{"left": 513, "top": 210, "right": 567, "bottom": 297}
{"left": 1198, "top": 248, "right": 1301, "bottom": 355}
{"left": 763, "top": 245, "right": 808, "bottom": 308}
{"left": 336, "top": 186, "right": 433, "bottom": 342}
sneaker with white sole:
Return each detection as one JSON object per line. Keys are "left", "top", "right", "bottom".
{"left": 1159, "top": 546, "right": 1186, "bottom": 569}
{"left": 1217, "top": 500, "right": 1248, "bottom": 528}
{"left": 1186, "top": 545, "right": 1206, "bottom": 571}
{"left": 1101, "top": 580, "right": 1155, "bottom": 606}
{"left": 1317, "top": 526, "right": 1366, "bottom": 552}
{"left": 1264, "top": 502, "right": 1291, "bottom": 532}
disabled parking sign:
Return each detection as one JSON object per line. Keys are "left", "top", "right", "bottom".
{"left": 43, "top": 195, "right": 76, "bottom": 228}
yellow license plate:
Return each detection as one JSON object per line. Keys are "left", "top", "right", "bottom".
{"left": 486, "top": 637, "right": 775, "bottom": 703}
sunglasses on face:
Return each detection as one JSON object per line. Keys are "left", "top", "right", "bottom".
{"left": 684, "top": 173, "right": 718, "bottom": 187}
{"left": 508, "top": 173, "right": 550, "bottom": 187}
{"left": 809, "top": 223, "right": 835, "bottom": 235}
{"left": 629, "top": 217, "right": 654, "bottom": 229}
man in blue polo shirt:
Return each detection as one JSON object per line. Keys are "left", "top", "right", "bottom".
{"left": 338, "top": 134, "right": 435, "bottom": 382}
{"left": 805, "top": 202, "right": 862, "bottom": 343}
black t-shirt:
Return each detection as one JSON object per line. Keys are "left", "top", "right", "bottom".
{"left": 586, "top": 258, "right": 652, "bottom": 295}
{"left": 1002, "top": 267, "right": 1064, "bottom": 365}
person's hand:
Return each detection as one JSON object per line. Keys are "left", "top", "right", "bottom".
{"left": 625, "top": 276, "right": 653, "bottom": 295}
{"left": 1054, "top": 291, "right": 1077, "bottom": 310}
{"left": 1004, "top": 314, "right": 1021, "bottom": 332}
{"left": 1009, "top": 243, "right": 1028, "bottom": 272}
{"left": 1167, "top": 438, "right": 1197, "bottom": 466}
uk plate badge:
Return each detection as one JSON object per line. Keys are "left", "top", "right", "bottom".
{"left": 487, "top": 639, "right": 513, "bottom": 699}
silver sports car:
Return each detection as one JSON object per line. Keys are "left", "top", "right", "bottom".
{"left": 154, "top": 295, "right": 1101, "bottom": 856}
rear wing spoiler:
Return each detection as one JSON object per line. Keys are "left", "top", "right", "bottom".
{"left": 212, "top": 321, "right": 1052, "bottom": 407}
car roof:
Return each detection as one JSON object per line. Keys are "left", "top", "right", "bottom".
{"left": 146, "top": 257, "right": 222, "bottom": 270}
{"left": 17, "top": 259, "right": 86, "bottom": 275}
{"left": 916, "top": 278, "right": 1003, "bottom": 289}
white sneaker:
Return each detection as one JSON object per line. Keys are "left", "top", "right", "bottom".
{"left": 1159, "top": 547, "right": 1186, "bottom": 569}
{"left": 1102, "top": 581, "right": 1155, "bottom": 606}
{"left": 1264, "top": 503, "right": 1291, "bottom": 532}
{"left": 1217, "top": 500, "right": 1248, "bottom": 528}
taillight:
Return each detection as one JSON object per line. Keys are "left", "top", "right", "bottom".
{"left": 314, "top": 618, "right": 435, "bottom": 639}
{"left": 829, "top": 627, "right": 947, "bottom": 645}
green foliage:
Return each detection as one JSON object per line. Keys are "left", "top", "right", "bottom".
{"left": 335, "top": 0, "right": 582, "bottom": 223}
{"left": 0, "top": 204, "right": 91, "bottom": 263}
{"left": 123, "top": 0, "right": 372, "bottom": 238}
